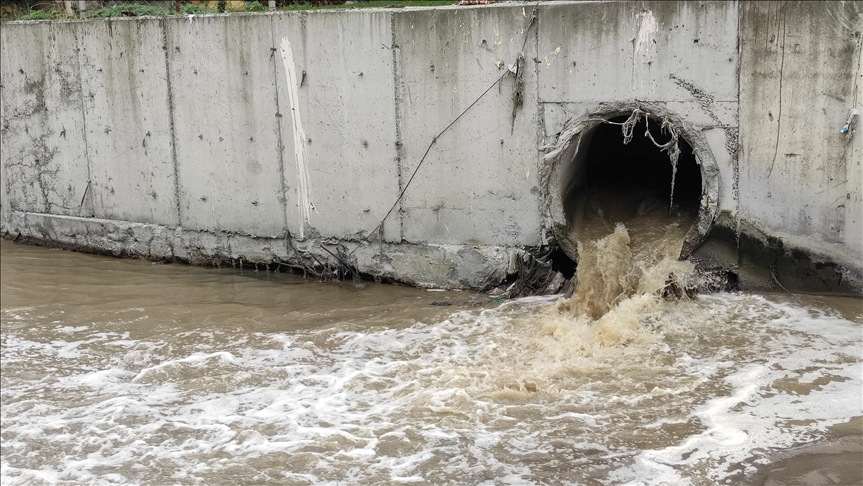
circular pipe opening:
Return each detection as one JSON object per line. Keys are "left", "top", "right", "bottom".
{"left": 545, "top": 108, "right": 720, "bottom": 262}
{"left": 565, "top": 114, "right": 701, "bottom": 222}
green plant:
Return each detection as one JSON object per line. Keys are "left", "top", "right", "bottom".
{"left": 278, "top": 1, "right": 313, "bottom": 10}
{"left": 179, "top": 3, "right": 219, "bottom": 15}
{"left": 1, "top": 0, "right": 456, "bottom": 22}
{"left": 19, "top": 8, "right": 69, "bottom": 21}
{"left": 86, "top": 3, "right": 168, "bottom": 18}
{"left": 246, "top": 1, "right": 267, "bottom": 12}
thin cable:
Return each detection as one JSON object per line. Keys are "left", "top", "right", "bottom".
{"left": 348, "top": 69, "right": 512, "bottom": 257}
{"left": 521, "top": 4, "right": 538, "bottom": 52}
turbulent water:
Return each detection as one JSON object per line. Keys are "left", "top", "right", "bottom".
{"left": 564, "top": 189, "right": 699, "bottom": 319}
{"left": 2, "top": 234, "right": 861, "bottom": 485}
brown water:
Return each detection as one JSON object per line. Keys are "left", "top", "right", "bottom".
{"left": 563, "top": 189, "right": 699, "bottom": 320}
{"left": 2, "top": 238, "right": 862, "bottom": 485}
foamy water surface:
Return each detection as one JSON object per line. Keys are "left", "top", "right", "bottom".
{"left": 1, "top": 241, "right": 861, "bottom": 485}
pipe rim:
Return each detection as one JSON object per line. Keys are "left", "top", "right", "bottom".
{"left": 542, "top": 103, "right": 721, "bottom": 262}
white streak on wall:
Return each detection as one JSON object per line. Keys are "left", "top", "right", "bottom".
{"left": 634, "top": 10, "right": 658, "bottom": 58}
{"left": 279, "top": 36, "right": 312, "bottom": 238}
{"left": 633, "top": 9, "right": 658, "bottom": 94}
{"left": 545, "top": 46, "right": 561, "bottom": 69}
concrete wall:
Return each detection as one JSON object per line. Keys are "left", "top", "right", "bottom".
{"left": 738, "top": 1, "right": 863, "bottom": 273}
{"left": 1, "top": 1, "right": 861, "bottom": 291}
{"left": 273, "top": 11, "right": 401, "bottom": 242}
{"left": 168, "top": 15, "right": 286, "bottom": 236}
{"left": 80, "top": 18, "right": 179, "bottom": 226}
{"left": 393, "top": 6, "right": 541, "bottom": 246}
{"left": 1, "top": 21, "right": 89, "bottom": 218}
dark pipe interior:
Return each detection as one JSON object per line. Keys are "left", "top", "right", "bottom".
{"left": 580, "top": 115, "right": 702, "bottom": 207}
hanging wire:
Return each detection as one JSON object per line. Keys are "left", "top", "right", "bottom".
{"left": 603, "top": 110, "right": 682, "bottom": 212}
{"left": 347, "top": 68, "right": 513, "bottom": 257}
{"left": 346, "top": 4, "right": 540, "bottom": 259}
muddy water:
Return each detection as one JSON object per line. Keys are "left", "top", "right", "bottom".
{"left": 2, "top": 239, "right": 862, "bottom": 485}
{"left": 564, "top": 189, "right": 699, "bottom": 319}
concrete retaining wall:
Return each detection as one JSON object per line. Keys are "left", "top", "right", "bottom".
{"left": 1, "top": 1, "right": 861, "bottom": 292}
{"left": 736, "top": 1, "right": 862, "bottom": 278}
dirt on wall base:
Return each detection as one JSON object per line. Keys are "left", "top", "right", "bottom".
{"left": 691, "top": 212, "right": 863, "bottom": 296}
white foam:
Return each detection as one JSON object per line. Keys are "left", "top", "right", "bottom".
{"left": 2, "top": 293, "right": 860, "bottom": 484}
{"left": 620, "top": 294, "right": 863, "bottom": 483}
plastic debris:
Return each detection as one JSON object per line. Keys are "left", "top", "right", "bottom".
{"left": 841, "top": 108, "right": 858, "bottom": 141}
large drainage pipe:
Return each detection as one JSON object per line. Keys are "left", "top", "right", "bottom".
{"left": 542, "top": 105, "right": 721, "bottom": 262}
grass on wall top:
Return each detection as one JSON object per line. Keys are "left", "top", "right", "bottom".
{"left": 1, "top": 1, "right": 458, "bottom": 21}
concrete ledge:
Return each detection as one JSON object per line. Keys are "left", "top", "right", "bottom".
{"left": 4, "top": 210, "right": 858, "bottom": 296}
{"left": 692, "top": 213, "right": 863, "bottom": 296}
{"left": 0, "top": 211, "right": 520, "bottom": 290}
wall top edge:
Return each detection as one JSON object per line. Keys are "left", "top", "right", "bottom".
{"left": 1, "top": 0, "right": 735, "bottom": 26}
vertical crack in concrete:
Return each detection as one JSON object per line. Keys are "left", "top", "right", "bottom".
{"left": 735, "top": 1, "right": 743, "bottom": 249}
{"left": 269, "top": 15, "right": 289, "bottom": 237}
{"left": 0, "top": 29, "right": 7, "bottom": 225}
{"left": 161, "top": 17, "right": 182, "bottom": 227}
{"left": 532, "top": 6, "right": 547, "bottom": 244}
{"left": 390, "top": 10, "right": 405, "bottom": 242}
{"left": 72, "top": 22, "right": 93, "bottom": 217}
{"left": 768, "top": 9, "right": 787, "bottom": 179}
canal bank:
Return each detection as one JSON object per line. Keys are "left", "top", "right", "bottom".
{"left": 1, "top": 1, "right": 861, "bottom": 293}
